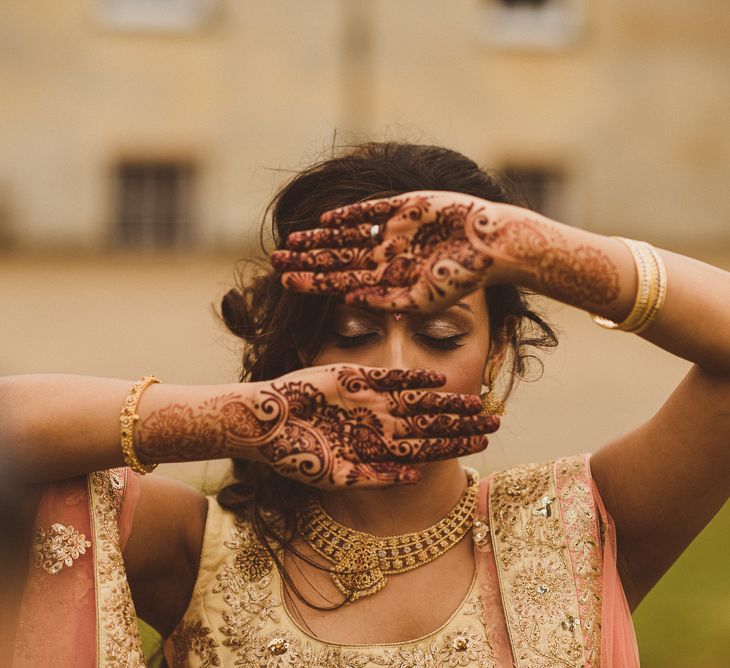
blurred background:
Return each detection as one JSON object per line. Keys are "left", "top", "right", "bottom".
{"left": 1, "top": 1, "right": 728, "bottom": 665}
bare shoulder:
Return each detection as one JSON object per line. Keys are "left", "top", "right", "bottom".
{"left": 122, "top": 473, "right": 208, "bottom": 638}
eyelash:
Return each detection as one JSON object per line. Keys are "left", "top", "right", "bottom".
{"left": 333, "top": 333, "right": 465, "bottom": 350}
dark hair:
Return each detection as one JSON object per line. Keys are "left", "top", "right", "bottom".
{"left": 216, "top": 141, "right": 559, "bottom": 609}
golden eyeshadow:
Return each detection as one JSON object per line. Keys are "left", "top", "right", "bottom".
{"left": 419, "top": 321, "right": 465, "bottom": 338}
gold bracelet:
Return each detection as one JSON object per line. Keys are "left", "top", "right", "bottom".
{"left": 620, "top": 239, "right": 659, "bottom": 331}
{"left": 120, "top": 376, "right": 160, "bottom": 474}
{"left": 633, "top": 243, "right": 667, "bottom": 334}
{"left": 590, "top": 237, "right": 659, "bottom": 332}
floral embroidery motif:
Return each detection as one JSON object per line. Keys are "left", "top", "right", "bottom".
{"left": 213, "top": 520, "right": 281, "bottom": 657}
{"left": 33, "top": 522, "right": 91, "bottom": 575}
{"left": 440, "top": 627, "right": 493, "bottom": 666}
{"left": 169, "top": 620, "right": 221, "bottom": 667}
{"left": 510, "top": 561, "right": 573, "bottom": 625}
{"left": 489, "top": 456, "right": 602, "bottom": 668}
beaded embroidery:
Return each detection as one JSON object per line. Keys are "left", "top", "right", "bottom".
{"left": 89, "top": 467, "right": 147, "bottom": 667}
{"left": 33, "top": 523, "right": 91, "bottom": 575}
{"left": 488, "top": 456, "right": 603, "bottom": 668}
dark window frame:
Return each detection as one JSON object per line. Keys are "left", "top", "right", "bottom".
{"left": 113, "top": 159, "right": 196, "bottom": 250}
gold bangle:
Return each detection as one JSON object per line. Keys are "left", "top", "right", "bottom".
{"left": 590, "top": 237, "right": 657, "bottom": 332}
{"left": 633, "top": 243, "right": 667, "bottom": 334}
{"left": 120, "top": 376, "right": 160, "bottom": 474}
{"left": 620, "top": 240, "right": 659, "bottom": 332}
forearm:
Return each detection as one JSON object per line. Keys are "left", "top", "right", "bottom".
{"left": 0, "top": 374, "right": 268, "bottom": 483}
{"left": 484, "top": 205, "right": 730, "bottom": 375}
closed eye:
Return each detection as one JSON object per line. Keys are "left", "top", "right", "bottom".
{"left": 334, "top": 332, "right": 378, "bottom": 349}
{"left": 333, "top": 332, "right": 466, "bottom": 350}
{"left": 415, "top": 333, "right": 466, "bottom": 350}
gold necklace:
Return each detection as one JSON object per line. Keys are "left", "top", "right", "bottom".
{"left": 296, "top": 468, "right": 480, "bottom": 602}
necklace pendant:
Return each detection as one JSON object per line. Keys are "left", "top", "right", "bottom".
{"left": 331, "top": 539, "right": 387, "bottom": 602}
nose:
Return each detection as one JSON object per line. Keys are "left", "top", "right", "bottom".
{"left": 381, "top": 327, "right": 416, "bottom": 370}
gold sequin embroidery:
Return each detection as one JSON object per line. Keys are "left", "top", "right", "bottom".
{"left": 169, "top": 620, "right": 221, "bottom": 668}
{"left": 33, "top": 523, "right": 91, "bottom": 575}
{"left": 555, "top": 456, "right": 603, "bottom": 667}
{"left": 89, "top": 468, "right": 146, "bottom": 667}
{"left": 489, "top": 457, "right": 595, "bottom": 667}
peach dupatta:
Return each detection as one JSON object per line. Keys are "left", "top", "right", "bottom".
{"left": 12, "top": 468, "right": 144, "bottom": 668}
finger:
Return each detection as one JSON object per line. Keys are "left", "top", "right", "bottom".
{"left": 320, "top": 197, "right": 406, "bottom": 228}
{"left": 334, "top": 366, "right": 447, "bottom": 394}
{"left": 281, "top": 270, "right": 379, "bottom": 294}
{"left": 343, "top": 461, "right": 421, "bottom": 487}
{"left": 272, "top": 248, "right": 378, "bottom": 272}
{"left": 365, "top": 368, "right": 448, "bottom": 391}
{"left": 392, "top": 413, "right": 500, "bottom": 439}
{"left": 386, "top": 434, "right": 489, "bottom": 463}
{"left": 286, "top": 224, "right": 374, "bottom": 251}
{"left": 388, "top": 390, "right": 483, "bottom": 417}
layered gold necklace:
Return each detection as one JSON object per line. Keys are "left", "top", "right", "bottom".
{"left": 296, "top": 468, "right": 480, "bottom": 602}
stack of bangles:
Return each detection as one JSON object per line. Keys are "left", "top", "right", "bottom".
{"left": 589, "top": 236, "right": 668, "bottom": 333}
{"left": 119, "top": 375, "right": 161, "bottom": 474}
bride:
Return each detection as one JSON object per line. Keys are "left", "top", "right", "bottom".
{"left": 3, "top": 142, "right": 729, "bottom": 667}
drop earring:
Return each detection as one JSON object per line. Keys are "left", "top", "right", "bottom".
{"left": 480, "top": 365, "right": 506, "bottom": 416}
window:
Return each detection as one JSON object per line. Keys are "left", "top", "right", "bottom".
{"left": 93, "top": 0, "right": 218, "bottom": 32}
{"left": 477, "top": 0, "right": 585, "bottom": 50}
{"left": 114, "top": 160, "right": 195, "bottom": 250}
{"left": 501, "top": 165, "right": 566, "bottom": 220}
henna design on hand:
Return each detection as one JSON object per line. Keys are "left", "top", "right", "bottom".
{"left": 137, "top": 392, "right": 284, "bottom": 462}
{"left": 136, "top": 365, "right": 496, "bottom": 490}
{"left": 472, "top": 213, "right": 620, "bottom": 306}
{"left": 272, "top": 191, "right": 621, "bottom": 313}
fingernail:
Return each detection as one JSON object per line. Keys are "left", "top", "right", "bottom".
{"left": 270, "top": 251, "right": 287, "bottom": 267}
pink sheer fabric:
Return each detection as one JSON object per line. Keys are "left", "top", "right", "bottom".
{"left": 471, "top": 483, "right": 516, "bottom": 666}
{"left": 12, "top": 469, "right": 140, "bottom": 668}
{"left": 591, "top": 469, "right": 641, "bottom": 667}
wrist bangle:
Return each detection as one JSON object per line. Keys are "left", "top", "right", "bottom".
{"left": 120, "top": 375, "right": 160, "bottom": 474}
{"left": 590, "top": 237, "right": 665, "bottom": 333}
{"left": 633, "top": 243, "right": 667, "bottom": 334}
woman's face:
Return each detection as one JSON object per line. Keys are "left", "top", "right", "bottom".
{"left": 312, "top": 289, "right": 492, "bottom": 397}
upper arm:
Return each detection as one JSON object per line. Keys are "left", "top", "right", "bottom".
{"left": 590, "top": 363, "right": 730, "bottom": 611}
{"left": 122, "top": 473, "right": 207, "bottom": 638}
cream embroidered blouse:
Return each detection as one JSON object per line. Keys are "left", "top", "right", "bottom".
{"left": 163, "top": 455, "right": 640, "bottom": 668}
{"left": 164, "top": 496, "right": 497, "bottom": 667}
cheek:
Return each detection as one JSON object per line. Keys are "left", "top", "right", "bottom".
{"left": 434, "top": 342, "right": 487, "bottom": 396}
{"left": 311, "top": 342, "right": 380, "bottom": 368}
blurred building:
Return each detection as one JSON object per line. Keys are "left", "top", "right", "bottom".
{"left": 1, "top": 0, "right": 728, "bottom": 496}
{"left": 1, "top": 0, "right": 728, "bottom": 254}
